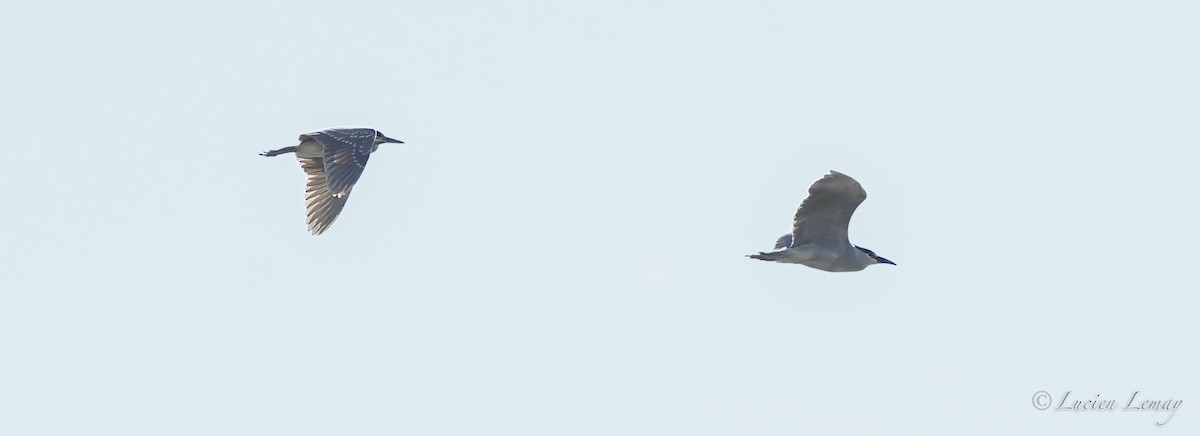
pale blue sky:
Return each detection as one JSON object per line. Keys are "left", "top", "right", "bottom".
{"left": 2, "top": 0, "right": 1197, "bottom": 434}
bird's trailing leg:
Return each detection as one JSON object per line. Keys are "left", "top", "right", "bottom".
{"left": 259, "top": 146, "right": 297, "bottom": 157}
{"left": 747, "top": 250, "right": 788, "bottom": 262}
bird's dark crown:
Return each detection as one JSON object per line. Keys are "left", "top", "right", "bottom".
{"left": 374, "top": 130, "right": 404, "bottom": 144}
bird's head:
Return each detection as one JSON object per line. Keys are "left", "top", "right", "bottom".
{"left": 855, "top": 246, "right": 896, "bottom": 266}
{"left": 374, "top": 131, "right": 405, "bottom": 145}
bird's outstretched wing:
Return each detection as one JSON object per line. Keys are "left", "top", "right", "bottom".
{"left": 306, "top": 128, "right": 376, "bottom": 196}
{"left": 298, "top": 156, "right": 350, "bottom": 235}
{"left": 790, "top": 171, "right": 867, "bottom": 246}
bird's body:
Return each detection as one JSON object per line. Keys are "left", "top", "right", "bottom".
{"left": 748, "top": 170, "right": 895, "bottom": 272}
{"left": 260, "top": 127, "right": 403, "bottom": 235}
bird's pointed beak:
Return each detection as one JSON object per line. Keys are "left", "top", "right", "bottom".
{"left": 877, "top": 257, "right": 896, "bottom": 266}
{"left": 380, "top": 135, "right": 404, "bottom": 144}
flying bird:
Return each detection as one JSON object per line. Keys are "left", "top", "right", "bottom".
{"left": 748, "top": 170, "right": 895, "bottom": 272}
{"left": 260, "top": 127, "right": 404, "bottom": 235}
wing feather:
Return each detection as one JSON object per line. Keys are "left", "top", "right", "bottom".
{"left": 790, "top": 171, "right": 867, "bottom": 246}
{"left": 298, "top": 156, "right": 350, "bottom": 235}
{"left": 308, "top": 128, "right": 376, "bottom": 196}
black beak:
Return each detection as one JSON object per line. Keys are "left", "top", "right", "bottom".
{"left": 877, "top": 257, "right": 896, "bottom": 266}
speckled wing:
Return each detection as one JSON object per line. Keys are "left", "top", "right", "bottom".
{"left": 308, "top": 128, "right": 377, "bottom": 197}
{"left": 790, "top": 171, "right": 868, "bottom": 247}
{"left": 298, "top": 156, "right": 350, "bottom": 235}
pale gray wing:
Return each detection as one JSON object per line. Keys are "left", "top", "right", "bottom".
{"left": 773, "top": 233, "right": 793, "bottom": 250}
{"left": 298, "top": 156, "right": 350, "bottom": 235}
{"left": 308, "top": 128, "right": 376, "bottom": 196}
{"left": 790, "top": 171, "right": 867, "bottom": 246}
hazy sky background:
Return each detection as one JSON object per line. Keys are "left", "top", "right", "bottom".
{"left": 2, "top": 0, "right": 1197, "bottom": 434}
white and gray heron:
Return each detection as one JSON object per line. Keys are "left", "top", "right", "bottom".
{"left": 260, "top": 127, "right": 404, "bottom": 235}
{"left": 748, "top": 170, "right": 895, "bottom": 272}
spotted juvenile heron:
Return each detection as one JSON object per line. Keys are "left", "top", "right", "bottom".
{"left": 748, "top": 171, "right": 895, "bottom": 272}
{"left": 261, "top": 127, "right": 404, "bottom": 235}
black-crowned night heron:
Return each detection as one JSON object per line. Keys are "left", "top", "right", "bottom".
{"left": 260, "top": 127, "right": 404, "bottom": 235}
{"left": 748, "top": 170, "right": 895, "bottom": 272}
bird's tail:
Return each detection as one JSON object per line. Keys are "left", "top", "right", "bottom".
{"left": 747, "top": 250, "right": 787, "bottom": 262}
{"left": 260, "top": 146, "right": 297, "bottom": 157}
